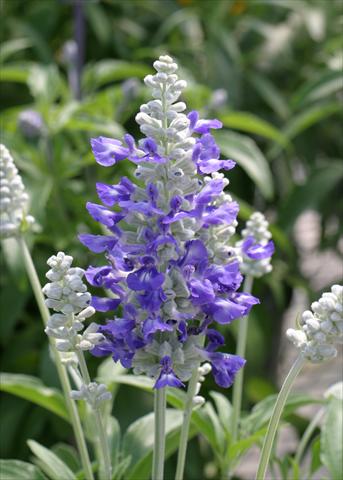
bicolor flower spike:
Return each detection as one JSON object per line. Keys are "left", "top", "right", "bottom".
{"left": 236, "top": 212, "right": 274, "bottom": 278}
{"left": 80, "top": 55, "right": 261, "bottom": 389}
{"left": 0, "top": 144, "right": 35, "bottom": 238}
{"left": 287, "top": 285, "right": 343, "bottom": 362}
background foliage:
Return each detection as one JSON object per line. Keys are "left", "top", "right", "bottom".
{"left": 1, "top": 0, "right": 342, "bottom": 478}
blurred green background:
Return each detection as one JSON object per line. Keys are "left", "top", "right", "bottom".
{"left": 1, "top": 0, "right": 342, "bottom": 477}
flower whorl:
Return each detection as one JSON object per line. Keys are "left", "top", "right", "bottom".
{"left": 0, "top": 144, "right": 35, "bottom": 238}
{"left": 287, "top": 285, "right": 343, "bottom": 362}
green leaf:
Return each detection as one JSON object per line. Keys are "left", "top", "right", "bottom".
{"left": 62, "top": 117, "right": 124, "bottom": 138}
{"left": 111, "top": 455, "right": 132, "bottom": 480}
{"left": 219, "top": 111, "right": 289, "bottom": 147}
{"left": 27, "top": 440, "right": 75, "bottom": 480}
{"left": 122, "top": 409, "right": 185, "bottom": 480}
{"left": 0, "top": 64, "right": 31, "bottom": 83}
{"left": 215, "top": 130, "right": 274, "bottom": 199}
{"left": 278, "top": 162, "right": 343, "bottom": 230}
{"left": 283, "top": 102, "right": 341, "bottom": 140}
{"left": 209, "top": 391, "right": 233, "bottom": 433}
{"left": 292, "top": 70, "right": 343, "bottom": 108}
{"left": 108, "top": 416, "right": 121, "bottom": 464}
{"left": 242, "top": 393, "right": 323, "bottom": 434}
{"left": 82, "top": 60, "right": 151, "bottom": 92}
{"left": 105, "top": 374, "right": 186, "bottom": 410}
{"left": 110, "top": 374, "right": 221, "bottom": 452}
{"left": 0, "top": 460, "right": 46, "bottom": 480}
{"left": 228, "top": 427, "right": 267, "bottom": 461}
{"left": 321, "top": 397, "right": 343, "bottom": 479}
{"left": 202, "top": 402, "right": 226, "bottom": 455}
{"left": 0, "top": 38, "right": 32, "bottom": 63}
{"left": 310, "top": 436, "right": 322, "bottom": 475}
{"left": 51, "top": 443, "right": 81, "bottom": 473}
{"left": 248, "top": 73, "right": 290, "bottom": 120}
{"left": 27, "top": 64, "right": 67, "bottom": 104}
{"left": 0, "top": 373, "right": 69, "bottom": 421}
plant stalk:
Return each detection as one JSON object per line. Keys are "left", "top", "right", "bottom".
{"left": 76, "top": 350, "right": 112, "bottom": 480}
{"left": 255, "top": 354, "right": 305, "bottom": 480}
{"left": 174, "top": 368, "right": 200, "bottom": 480}
{"left": 294, "top": 408, "right": 324, "bottom": 465}
{"left": 17, "top": 236, "right": 94, "bottom": 480}
{"left": 152, "top": 387, "right": 167, "bottom": 480}
{"left": 231, "top": 274, "right": 254, "bottom": 443}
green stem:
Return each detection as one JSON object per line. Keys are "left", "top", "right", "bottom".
{"left": 152, "top": 387, "right": 167, "bottom": 480}
{"left": 17, "top": 236, "right": 94, "bottom": 480}
{"left": 174, "top": 368, "right": 199, "bottom": 480}
{"left": 231, "top": 275, "right": 254, "bottom": 444}
{"left": 294, "top": 408, "right": 324, "bottom": 465}
{"left": 255, "top": 354, "right": 305, "bottom": 480}
{"left": 76, "top": 351, "right": 112, "bottom": 480}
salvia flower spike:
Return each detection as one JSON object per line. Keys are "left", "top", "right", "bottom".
{"left": 80, "top": 54, "right": 261, "bottom": 389}
{"left": 0, "top": 144, "right": 35, "bottom": 239}
{"left": 236, "top": 211, "right": 275, "bottom": 278}
{"left": 287, "top": 284, "right": 343, "bottom": 362}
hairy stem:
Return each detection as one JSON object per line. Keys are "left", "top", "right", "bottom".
{"left": 17, "top": 236, "right": 94, "bottom": 480}
{"left": 255, "top": 354, "right": 305, "bottom": 480}
{"left": 174, "top": 367, "right": 199, "bottom": 480}
{"left": 76, "top": 351, "right": 112, "bottom": 480}
{"left": 231, "top": 274, "right": 254, "bottom": 444}
{"left": 152, "top": 387, "right": 167, "bottom": 480}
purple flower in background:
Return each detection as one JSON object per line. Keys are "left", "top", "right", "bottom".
{"left": 242, "top": 236, "right": 275, "bottom": 260}
{"left": 79, "top": 55, "right": 267, "bottom": 389}
{"left": 236, "top": 212, "right": 275, "bottom": 278}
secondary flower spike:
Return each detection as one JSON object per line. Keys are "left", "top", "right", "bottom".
{"left": 43, "top": 251, "right": 111, "bottom": 407}
{"left": 287, "top": 285, "right": 343, "bottom": 362}
{"left": 236, "top": 212, "right": 274, "bottom": 278}
{"left": 80, "top": 55, "right": 260, "bottom": 389}
{"left": 0, "top": 144, "right": 35, "bottom": 238}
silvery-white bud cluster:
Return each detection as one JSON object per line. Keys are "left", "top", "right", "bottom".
{"left": 0, "top": 144, "right": 35, "bottom": 238}
{"left": 136, "top": 55, "right": 192, "bottom": 154}
{"left": 236, "top": 212, "right": 273, "bottom": 277}
{"left": 43, "top": 252, "right": 104, "bottom": 352}
{"left": 287, "top": 285, "right": 343, "bottom": 362}
{"left": 134, "top": 55, "right": 197, "bottom": 189}
{"left": 70, "top": 382, "right": 112, "bottom": 409}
